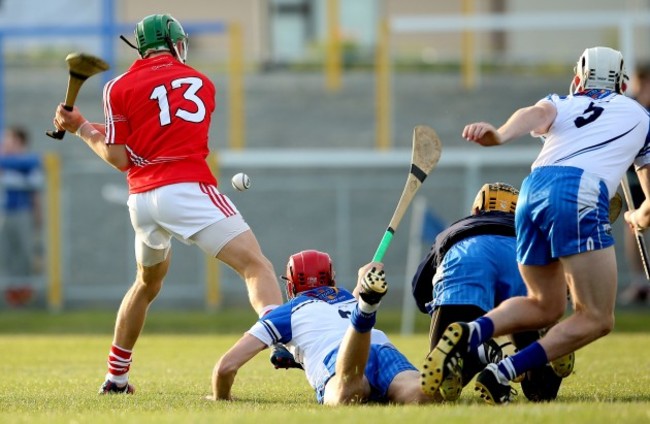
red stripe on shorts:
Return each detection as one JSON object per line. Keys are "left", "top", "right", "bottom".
{"left": 200, "top": 183, "right": 236, "bottom": 217}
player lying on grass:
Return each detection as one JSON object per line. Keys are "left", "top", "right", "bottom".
{"left": 413, "top": 182, "right": 576, "bottom": 402}
{"left": 208, "top": 250, "right": 441, "bottom": 405}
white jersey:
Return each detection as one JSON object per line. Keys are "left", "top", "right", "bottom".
{"left": 532, "top": 90, "right": 650, "bottom": 197}
{"left": 247, "top": 287, "right": 391, "bottom": 390}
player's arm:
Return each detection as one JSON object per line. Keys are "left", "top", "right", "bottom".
{"left": 463, "top": 101, "right": 557, "bottom": 146}
{"left": 76, "top": 121, "right": 130, "bottom": 171}
{"left": 209, "top": 333, "right": 267, "bottom": 401}
{"left": 54, "top": 104, "right": 129, "bottom": 171}
{"left": 627, "top": 164, "right": 650, "bottom": 230}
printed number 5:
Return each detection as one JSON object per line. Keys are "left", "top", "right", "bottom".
{"left": 150, "top": 77, "right": 206, "bottom": 126}
{"left": 574, "top": 102, "right": 604, "bottom": 128}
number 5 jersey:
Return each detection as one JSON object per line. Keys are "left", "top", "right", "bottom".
{"left": 531, "top": 89, "right": 650, "bottom": 198}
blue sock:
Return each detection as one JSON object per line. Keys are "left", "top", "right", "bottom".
{"left": 350, "top": 306, "right": 376, "bottom": 333}
{"left": 468, "top": 317, "right": 494, "bottom": 351}
{"left": 497, "top": 341, "right": 548, "bottom": 381}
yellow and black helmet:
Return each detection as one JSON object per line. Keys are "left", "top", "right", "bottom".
{"left": 472, "top": 182, "right": 519, "bottom": 214}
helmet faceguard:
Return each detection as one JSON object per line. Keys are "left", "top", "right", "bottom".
{"left": 134, "top": 14, "right": 188, "bottom": 63}
{"left": 282, "top": 250, "right": 335, "bottom": 299}
{"left": 472, "top": 182, "right": 519, "bottom": 215}
{"left": 570, "top": 46, "right": 628, "bottom": 94}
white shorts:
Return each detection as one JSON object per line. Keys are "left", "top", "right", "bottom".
{"left": 127, "top": 182, "right": 250, "bottom": 265}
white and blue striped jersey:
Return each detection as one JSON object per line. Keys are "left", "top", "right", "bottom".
{"left": 247, "top": 286, "right": 390, "bottom": 390}
{"left": 532, "top": 90, "right": 650, "bottom": 197}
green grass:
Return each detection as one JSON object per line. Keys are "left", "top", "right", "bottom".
{"left": 1, "top": 310, "right": 649, "bottom": 423}
{"left": 0, "top": 308, "right": 648, "bottom": 334}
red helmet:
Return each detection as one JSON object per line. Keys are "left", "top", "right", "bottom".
{"left": 283, "top": 250, "right": 335, "bottom": 299}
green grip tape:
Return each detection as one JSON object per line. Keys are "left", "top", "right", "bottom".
{"left": 372, "top": 231, "right": 394, "bottom": 262}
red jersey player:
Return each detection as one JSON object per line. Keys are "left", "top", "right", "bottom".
{"left": 53, "top": 14, "right": 282, "bottom": 394}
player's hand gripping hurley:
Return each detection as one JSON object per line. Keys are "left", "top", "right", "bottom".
{"left": 372, "top": 125, "right": 442, "bottom": 262}
{"left": 621, "top": 174, "right": 650, "bottom": 280}
{"left": 46, "top": 52, "right": 110, "bottom": 140}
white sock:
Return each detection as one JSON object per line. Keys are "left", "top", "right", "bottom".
{"left": 358, "top": 299, "right": 380, "bottom": 314}
{"left": 106, "top": 372, "right": 128, "bottom": 386}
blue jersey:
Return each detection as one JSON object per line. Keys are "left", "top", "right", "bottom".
{"left": 0, "top": 154, "right": 42, "bottom": 212}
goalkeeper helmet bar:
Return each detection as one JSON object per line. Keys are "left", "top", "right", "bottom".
{"left": 472, "top": 182, "right": 519, "bottom": 214}
{"left": 282, "top": 250, "right": 335, "bottom": 299}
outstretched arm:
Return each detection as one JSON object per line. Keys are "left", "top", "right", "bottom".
{"left": 208, "top": 333, "right": 267, "bottom": 401}
{"left": 462, "top": 101, "right": 557, "bottom": 146}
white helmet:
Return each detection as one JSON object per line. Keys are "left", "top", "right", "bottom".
{"left": 570, "top": 46, "right": 627, "bottom": 94}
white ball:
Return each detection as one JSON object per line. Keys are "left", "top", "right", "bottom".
{"left": 231, "top": 172, "right": 251, "bottom": 191}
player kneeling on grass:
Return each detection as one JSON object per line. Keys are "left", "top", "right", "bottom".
{"left": 414, "top": 182, "right": 576, "bottom": 403}
{"left": 209, "top": 250, "right": 441, "bottom": 405}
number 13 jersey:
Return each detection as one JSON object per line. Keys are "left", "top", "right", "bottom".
{"left": 531, "top": 90, "right": 650, "bottom": 197}
{"left": 103, "top": 55, "right": 217, "bottom": 194}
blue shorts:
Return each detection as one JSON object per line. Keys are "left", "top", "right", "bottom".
{"left": 432, "top": 235, "right": 527, "bottom": 312}
{"left": 315, "top": 343, "right": 417, "bottom": 404}
{"left": 516, "top": 166, "right": 614, "bottom": 265}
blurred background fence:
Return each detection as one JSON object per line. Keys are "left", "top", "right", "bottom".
{"left": 1, "top": 0, "right": 649, "bottom": 315}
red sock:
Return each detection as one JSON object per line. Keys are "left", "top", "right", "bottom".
{"left": 107, "top": 344, "right": 132, "bottom": 378}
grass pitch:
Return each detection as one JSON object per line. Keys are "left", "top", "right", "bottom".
{"left": 0, "top": 310, "right": 649, "bottom": 423}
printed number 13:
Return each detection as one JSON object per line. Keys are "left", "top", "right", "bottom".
{"left": 150, "top": 77, "right": 206, "bottom": 126}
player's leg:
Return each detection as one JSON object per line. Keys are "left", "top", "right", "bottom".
{"left": 322, "top": 330, "right": 373, "bottom": 405}
{"left": 512, "top": 173, "right": 616, "bottom": 362}
{"left": 100, "top": 243, "right": 171, "bottom": 394}
{"left": 322, "top": 264, "right": 388, "bottom": 404}
{"left": 422, "top": 238, "right": 513, "bottom": 398}
{"left": 0, "top": 219, "right": 10, "bottom": 277}
{"left": 1, "top": 214, "right": 30, "bottom": 277}
{"left": 428, "top": 305, "right": 485, "bottom": 400}
{"left": 511, "top": 329, "right": 560, "bottom": 402}
{"left": 151, "top": 183, "right": 282, "bottom": 315}
{"left": 193, "top": 217, "right": 282, "bottom": 315}
{"left": 114, "top": 251, "right": 171, "bottom": 346}
{"left": 475, "top": 248, "right": 616, "bottom": 404}
{"left": 383, "top": 341, "right": 441, "bottom": 404}
{"left": 485, "top": 262, "right": 567, "bottom": 338}
{"left": 13, "top": 212, "right": 33, "bottom": 277}
{"left": 429, "top": 305, "right": 485, "bottom": 369}
{"left": 472, "top": 262, "right": 566, "bottom": 403}
{"left": 388, "top": 370, "right": 441, "bottom": 404}
{"left": 538, "top": 247, "right": 617, "bottom": 358}
{"left": 100, "top": 192, "right": 173, "bottom": 394}
{"left": 422, "top": 262, "right": 566, "bottom": 397}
